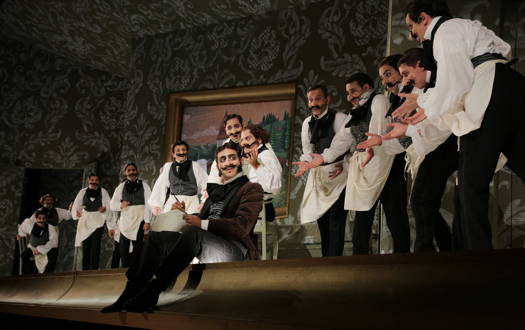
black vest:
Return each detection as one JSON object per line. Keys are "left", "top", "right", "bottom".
{"left": 29, "top": 223, "right": 50, "bottom": 247}
{"left": 83, "top": 188, "right": 102, "bottom": 212}
{"left": 121, "top": 180, "right": 145, "bottom": 205}
{"left": 308, "top": 111, "right": 337, "bottom": 154}
{"left": 169, "top": 162, "right": 198, "bottom": 196}
{"left": 421, "top": 16, "right": 451, "bottom": 87}
{"left": 345, "top": 93, "right": 377, "bottom": 151}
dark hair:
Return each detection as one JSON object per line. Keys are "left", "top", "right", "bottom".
{"left": 215, "top": 141, "right": 243, "bottom": 176}
{"left": 379, "top": 54, "right": 403, "bottom": 71}
{"left": 39, "top": 194, "right": 56, "bottom": 204}
{"left": 405, "top": 0, "right": 452, "bottom": 22}
{"left": 216, "top": 141, "right": 242, "bottom": 158}
{"left": 243, "top": 124, "right": 271, "bottom": 144}
{"left": 87, "top": 173, "right": 99, "bottom": 179}
{"left": 171, "top": 140, "right": 189, "bottom": 153}
{"left": 223, "top": 114, "right": 243, "bottom": 127}
{"left": 34, "top": 209, "right": 47, "bottom": 218}
{"left": 398, "top": 48, "right": 425, "bottom": 68}
{"left": 123, "top": 162, "right": 138, "bottom": 172}
{"left": 307, "top": 84, "right": 329, "bottom": 98}
{"left": 346, "top": 72, "right": 374, "bottom": 89}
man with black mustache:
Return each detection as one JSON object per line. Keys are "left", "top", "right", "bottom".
{"left": 294, "top": 84, "right": 348, "bottom": 257}
{"left": 110, "top": 163, "right": 152, "bottom": 267}
{"left": 27, "top": 194, "right": 71, "bottom": 227}
{"left": 240, "top": 124, "right": 282, "bottom": 222}
{"left": 71, "top": 174, "right": 111, "bottom": 270}
{"left": 359, "top": 48, "right": 454, "bottom": 252}
{"left": 295, "top": 74, "right": 410, "bottom": 256}
{"left": 17, "top": 209, "right": 59, "bottom": 274}
{"left": 207, "top": 114, "right": 244, "bottom": 184}
{"left": 102, "top": 141, "right": 263, "bottom": 313}
{"left": 148, "top": 140, "right": 208, "bottom": 217}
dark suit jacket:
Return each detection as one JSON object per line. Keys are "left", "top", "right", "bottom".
{"left": 200, "top": 181, "right": 263, "bottom": 260}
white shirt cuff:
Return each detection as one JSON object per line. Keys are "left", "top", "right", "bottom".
{"left": 200, "top": 220, "right": 209, "bottom": 230}
{"left": 406, "top": 124, "right": 418, "bottom": 138}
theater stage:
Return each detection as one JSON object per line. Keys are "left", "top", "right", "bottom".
{"left": 1, "top": 250, "right": 524, "bottom": 329}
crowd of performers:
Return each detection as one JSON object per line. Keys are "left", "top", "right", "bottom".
{"left": 14, "top": 0, "right": 525, "bottom": 313}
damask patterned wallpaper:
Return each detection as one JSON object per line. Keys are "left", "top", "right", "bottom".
{"left": 0, "top": 37, "right": 129, "bottom": 275}
{"left": 121, "top": 0, "right": 388, "bottom": 237}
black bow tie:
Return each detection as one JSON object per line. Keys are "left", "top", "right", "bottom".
{"left": 206, "top": 175, "right": 248, "bottom": 203}
{"left": 308, "top": 112, "right": 333, "bottom": 145}
{"left": 173, "top": 160, "right": 191, "bottom": 181}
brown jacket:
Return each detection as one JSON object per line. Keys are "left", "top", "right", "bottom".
{"left": 202, "top": 181, "right": 263, "bottom": 260}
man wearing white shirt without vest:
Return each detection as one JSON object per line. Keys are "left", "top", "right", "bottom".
{"left": 110, "top": 163, "right": 152, "bottom": 267}
{"left": 296, "top": 75, "right": 410, "bottom": 255}
{"left": 149, "top": 141, "right": 207, "bottom": 217}
{"left": 71, "top": 174, "right": 111, "bottom": 270}
{"left": 390, "top": 0, "right": 525, "bottom": 250}
{"left": 17, "top": 209, "right": 59, "bottom": 274}
{"left": 294, "top": 84, "right": 348, "bottom": 257}
{"left": 240, "top": 124, "right": 282, "bottom": 222}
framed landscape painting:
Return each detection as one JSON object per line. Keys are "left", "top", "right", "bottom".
{"left": 164, "top": 83, "right": 296, "bottom": 218}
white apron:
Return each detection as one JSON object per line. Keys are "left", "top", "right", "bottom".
{"left": 118, "top": 205, "right": 145, "bottom": 241}
{"left": 28, "top": 244, "right": 48, "bottom": 274}
{"left": 299, "top": 161, "right": 347, "bottom": 224}
{"left": 162, "top": 194, "right": 200, "bottom": 214}
{"left": 74, "top": 211, "right": 106, "bottom": 247}
{"left": 345, "top": 148, "right": 394, "bottom": 211}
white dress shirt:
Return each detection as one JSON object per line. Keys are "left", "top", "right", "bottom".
{"left": 245, "top": 144, "right": 282, "bottom": 196}
{"left": 300, "top": 107, "right": 348, "bottom": 163}
{"left": 71, "top": 187, "right": 111, "bottom": 221}
{"left": 18, "top": 218, "right": 59, "bottom": 254}
{"left": 110, "top": 180, "right": 152, "bottom": 223}
{"left": 321, "top": 92, "right": 392, "bottom": 163}
{"left": 407, "top": 17, "right": 511, "bottom": 155}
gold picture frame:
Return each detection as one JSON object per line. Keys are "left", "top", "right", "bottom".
{"left": 164, "top": 83, "right": 296, "bottom": 219}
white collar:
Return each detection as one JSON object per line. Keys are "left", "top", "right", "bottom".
{"left": 221, "top": 172, "right": 243, "bottom": 185}
{"left": 424, "top": 16, "right": 442, "bottom": 40}
{"left": 355, "top": 90, "right": 373, "bottom": 108}
{"left": 312, "top": 106, "right": 329, "bottom": 119}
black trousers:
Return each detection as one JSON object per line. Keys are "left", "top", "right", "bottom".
{"left": 119, "top": 221, "right": 145, "bottom": 268}
{"left": 111, "top": 240, "right": 120, "bottom": 268}
{"left": 352, "top": 153, "right": 411, "bottom": 255}
{"left": 127, "top": 227, "right": 245, "bottom": 291}
{"left": 82, "top": 226, "right": 103, "bottom": 270}
{"left": 21, "top": 247, "right": 58, "bottom": 274}
{"left": 458, "top": 63, "right": 525, "bottom": 250}
{"left": 317, "top": 189, "right": 348, "bottom": 256}
{"left": 411, "top": 135, "right": 457, "bottom": 252}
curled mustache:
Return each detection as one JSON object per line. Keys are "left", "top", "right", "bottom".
{"left": 242, "top": 141, "right": 258, "bottom": 150}
{"left": 386, "top": 80, "right": 400, "bottom": 88}
{"left": 229, "top": 130, "right": 241, "bottom": 137}
{"left": 407, "top": 80, "right": 415, "bottom": 86}
{"left": 309, "top": 105, "right": 321, "bottom": 111}
{"left": 220, "top": 164, "right": 237, "bottom": 171}
{"left": 176, "top": 153, "right": 187, "bottom": 157}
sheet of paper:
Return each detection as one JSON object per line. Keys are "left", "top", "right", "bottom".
{"left": 150, "top": 209, "right": 186, "bottom": 232}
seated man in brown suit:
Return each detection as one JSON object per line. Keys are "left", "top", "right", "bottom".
{"left": 102, "top": 141, "right": 263, "bottom": 313}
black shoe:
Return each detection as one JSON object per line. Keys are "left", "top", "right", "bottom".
{"left": 123, "top": 279, "right": 162, "bottom": 313}
{"left": 101, "top": 281, "right": 142, "bottom": 313}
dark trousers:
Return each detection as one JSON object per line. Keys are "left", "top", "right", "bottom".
{"left": 127, "top": 227, "right": 245, "bottom": 291}
{"left": 411, "top": 135, "right": 457, "bottom": 252}
{"left": 111, "top": 240, "right": 120, "bottom": 268}
{"left": 21, "top": 247, "right": 58, "bottom": 274}
{"left": 119, "top": 221, "right": 145, "bottom": 268}
{"left": 82, "top": 226, "right": 103, "bottom": 270}
{"left": 317, "top": 189, "right": 348, "bottom": 256}
{"left": 458, "top": 63, "right": 525, "bottom": 250}
{"left": 353, "top": 153, "right": 411, "bottom": 255}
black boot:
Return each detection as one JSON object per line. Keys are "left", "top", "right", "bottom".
{"left": 123, "top": 279, "right": 163, "bottom": 313}
{"left": 101, "top": 281, "right": 142, "bottom": 313}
